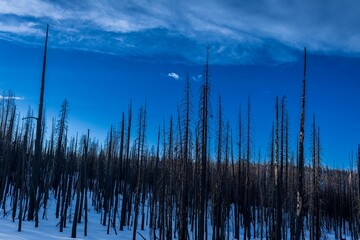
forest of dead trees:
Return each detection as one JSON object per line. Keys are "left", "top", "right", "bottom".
{"left": 1, "top": 27, "right": 360, "bottom": 240}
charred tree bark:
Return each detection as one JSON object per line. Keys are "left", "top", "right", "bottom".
{"left": 199, "top": 47, "right": 210, "bottom": 240}
{"left": 29, "top": 24, "right": 48, "bottom": 224}
{"left": 243, "top": 97, "right": 251, "bottom": 240}
{"left": 295, "top": 47, "right": 307, "bottom": 240}
{"left": 120, "top": 102, "right": 132, "bottom": 231}
{"left": 113, "top": 113, "right": 125, "bottom": 229}
{"left": 179, "top": 75, "right": 191, "bottom": 240}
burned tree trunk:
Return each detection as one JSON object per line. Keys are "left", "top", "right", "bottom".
{"left": 199, "top": 48, "right": 210, "bottom": 240}
{"left": 29, "top": 24, "right": 48, "bottom": 224}
{"left": 295, "top": 47, "right": 307, "bottom": 240}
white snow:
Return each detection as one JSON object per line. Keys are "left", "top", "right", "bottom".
{"left": 0, "top": 192, "right": 352, "bottom": 239}
{"left": 0, "top": 192, "right": 149, "bottom": 240}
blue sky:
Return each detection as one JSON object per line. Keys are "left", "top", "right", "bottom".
{"left": 0, "top": 0, "right": 359, "bottom": 167}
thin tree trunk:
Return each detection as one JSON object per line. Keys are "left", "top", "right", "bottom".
{"left": 29, "top": 24, "right": 48, "bottom": 223}
{"left": 295, "top": 48, "right": 307, "bottom": 240}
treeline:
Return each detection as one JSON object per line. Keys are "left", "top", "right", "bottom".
{"left": 0, "top": 27, "right": 360, "bottom": 240}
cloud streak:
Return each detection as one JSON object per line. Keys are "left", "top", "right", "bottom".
{"left": 192, "top": 75, "right": 202, "bottom": 82}
{"left": 0, "top": 95, "right": 24, "bottom": 100}
{"left": 167, "top": 72, "right": 180, "bottom": 80}
{"left": 0, "top": 0, "right": 359, "bottom": 64}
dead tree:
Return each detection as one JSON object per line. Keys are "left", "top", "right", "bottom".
{"left": 275, "top": 97, "right": 282, "bottom": 240}
{"left": 166, "top": 116, "right": 174, "bottom": 240}
{"left": 295, "top": 47, "right": 307, "bottom": 240}
{"left": 313, "top": 125, "right": 321, "bottom": 240}
{"left": 198, "top": 47, "right": 210, "bottom": 240}
{"left": 132, "top": 104, "right": 147, "bottom": 240}
{"left": 18, "top": 114, "right": 31, "bottom": 231}
{"left": 28, "top": 24, "right": 48, "bottom": 225}
{"left": 120, "top": 102, "right": 132, "bottom": 231}
{"left": 179, "top": 75, "right": 192, "bottom": 240}
{"left": 213, "top": 96, "right": 224, "bottom": 240}
{"left": 243, "top": 97, "right": 251, "bottom": 240}
{"left": 113, "top": 113, "right": 125, "bottom": 230}
{"left": 234, "top": 108, "right": 242, "bottom": 240}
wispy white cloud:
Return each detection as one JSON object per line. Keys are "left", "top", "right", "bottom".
{"left": 192, "top": 75, "right": 202, "bottom": 82}
{"left": 168, "top": 72, "right": 180, "bottom": 80}
{"left": 0, "top": 21, "right": 42, "bottom": 35}
{"left": 0, "top": 95, "right": 24, "bottom": 100}
{"left": 0, "top": 0, "right": 359, "bottom": 64}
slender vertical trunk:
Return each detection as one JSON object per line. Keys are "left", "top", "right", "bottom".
{"left": 120, "top": 102, "right": 132, "bottom": 231}
{"left": 166, "top": 117, "right": 174, "bottom": 240}
{"left": 315, "top": 127, "right": 321, "bottom": 240}
{"left": 60, "top": 160, "right": 68, "bottom": 232}
{"left": 199, "top": 48, "right": 210, "bottom": 240}
{"left": 275, "top": 97, "right": 285, "bottom": 240}
{"left": 179, "top": 75, "right": 191, "bottom": 240}
{"left": 84, "top": 130, "right": 90, "bottom": 236}
{"left": 71, "top": 177, "right": 81, "bottom": 238}
{"left": 295, "top": 47, "right": 307, "bottom": 240}
{"left": 113, "top": 114, "right": 124, "bottom": 229}
{"left": 105, "top": 127, "right": 113, "bottom": 229}
{"left": 18, "top": 119, "right": 30, "bottom": 231}
{"left": 29, "top": 24, "right": 48, "bottom": 223}
{"left": 133, "top": 105, "right": 146, "bottom": 240}
{"left": 235, "top": 109, "right": 242, "bottom": 240}
{"left": 275, "top": 97, "right": 281, "bottom": 240}
{"left": 244, "top": 97, "right": 251, "bottom": 240}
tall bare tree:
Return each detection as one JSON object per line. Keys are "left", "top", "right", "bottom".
{"left": 243, "top": 97, "right": 251, "bottom": 240}
{"left": 199, "top": 47, "right": 210, "bottom": 240}
{"left": 295, "top": 47, "right": 307, "bottom": 240}
{"left": 179, "top": 74, "right": 192, "bottom": 240}
{"left": 28, "top": 24, "right": 49, "bottom": 225}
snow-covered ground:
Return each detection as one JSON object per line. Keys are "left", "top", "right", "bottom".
{"left": 0, "top": 193, "right": 148, "bottom": 240}
{"left": 0, "top": 192, "right": 351, "bottom": 239}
